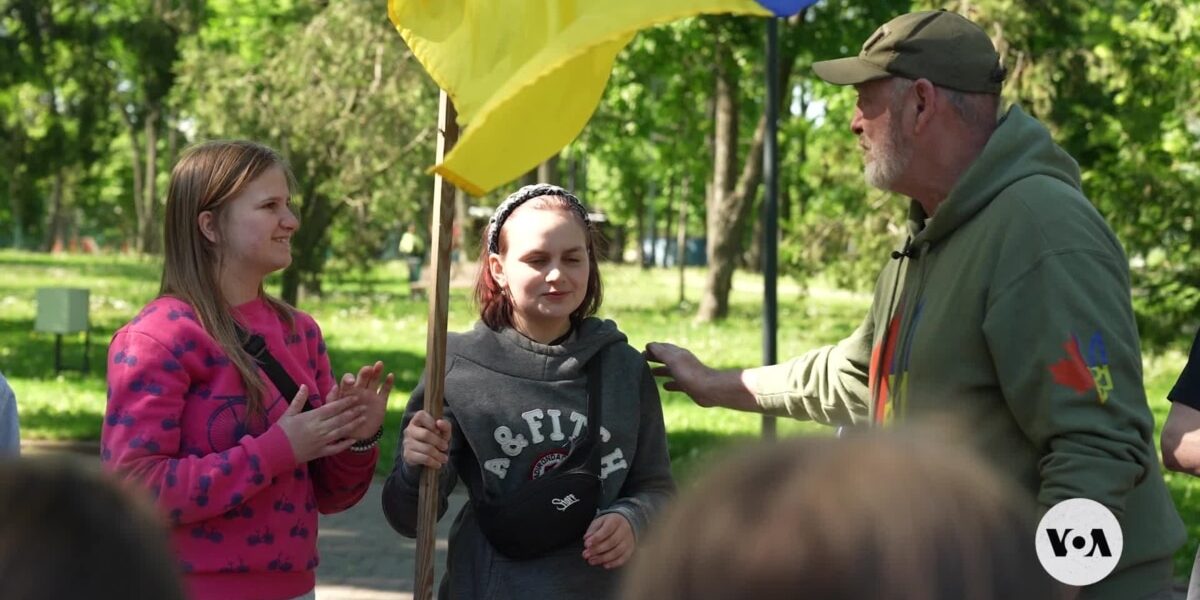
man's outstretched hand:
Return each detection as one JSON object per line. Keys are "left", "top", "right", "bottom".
{"left": 645, "top": 342, "right": 717, "bottom": 406}
{"left": 645, "top": 342, "right": 761, "bottom": 412}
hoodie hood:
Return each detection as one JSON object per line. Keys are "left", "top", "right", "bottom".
{"left": 384, "top": 314, "right": 675, "bottom": 600}
{"left": 449, "top": 318, "right": 628, "bottom": 382}
{"left": 911, "top": 104, "right": 1083, "bottom": 246}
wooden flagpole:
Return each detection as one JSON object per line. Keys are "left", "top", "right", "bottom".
{"left": 415, "top": 89, "right": 459, "bottom": 600}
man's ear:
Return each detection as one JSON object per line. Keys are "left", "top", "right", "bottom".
{"left": 488, "top": 253, "right": 506, "bottom": 289}
{"left": 197, "top": 210, "right": 219, "bottom": 244}
{"left": 912, "top": 79, "right": 937, "bottom": 134}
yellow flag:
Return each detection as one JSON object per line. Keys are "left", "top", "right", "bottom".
{"left": 388, "top": 0, "right": 806, "bottom": 196}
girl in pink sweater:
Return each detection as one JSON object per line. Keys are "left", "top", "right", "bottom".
{"left": 103, "top": 140, "right": 393, "bottom": 600}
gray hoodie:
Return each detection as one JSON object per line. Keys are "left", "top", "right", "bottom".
{"left": 382, "top": 318, "right": 674, "bottom": 599}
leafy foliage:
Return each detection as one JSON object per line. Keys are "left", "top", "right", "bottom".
{"left": 175, "top": 0, "right": 438, "bottom": 303}
{"left": 1, "top": 0, "right": 1196, "bottom": 337}
{"left": 930, "top": 0, "right": 1200, "bottom": 346}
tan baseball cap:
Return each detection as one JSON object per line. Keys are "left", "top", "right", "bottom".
{"left": 812, "top": 10, "right": 1005, "bottom": 94}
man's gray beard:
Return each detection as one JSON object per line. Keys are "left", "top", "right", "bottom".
{"left": 864, "top": 121, "right": 911, "bottom": 191}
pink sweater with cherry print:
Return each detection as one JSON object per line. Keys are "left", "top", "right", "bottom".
{"left": 102, "top": 296, "right": 377, "bottom": 600}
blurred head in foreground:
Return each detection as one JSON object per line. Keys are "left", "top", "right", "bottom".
{"left": 623, "top": 429, "right": 1061, "bottom": 600}
{"left": 0, "top": 456, "right": 185, "bottom": 600}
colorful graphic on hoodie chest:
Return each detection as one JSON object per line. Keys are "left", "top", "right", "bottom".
{"left": 479, "top": 407, "right": 628, "bottom": 481}
{"left": 870, "top": 300, "right": 924, "bottom": 424}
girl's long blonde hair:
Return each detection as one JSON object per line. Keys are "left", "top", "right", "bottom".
{"left": 160, "top": 140, "right": 297, "bottom": 416}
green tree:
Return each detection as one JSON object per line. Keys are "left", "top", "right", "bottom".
{"left": 587, "top": 1, "right": 906, "bottom": 320}
{"left": 105, "top": 0, "right": 202, "bottom": 254}
{"left": 176, "top": 0, "right": 437, "bottom": 305}
{"left": 932, "top": 0, "right": 1200, "bottom": 345}
{"left": 584, "top": 20, "right": 711, "bottom": 269}
{"left": 0, "top": 0, "right": 125, "bottom": 250}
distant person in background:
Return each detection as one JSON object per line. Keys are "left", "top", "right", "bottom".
{"left": 622, "top": 429, "right": 1064, "bottom": 600}
{"left": 0, "top": 456, "right": 186, "bottom": 600}
{"left": 399, "top": 223, "right": 426, "bottom": 298}
{"left": 1158, "top": 326, "right": 1200, "bottom": 600}
{"left": 0, "top": 371, "right": 18, "bottom": 456}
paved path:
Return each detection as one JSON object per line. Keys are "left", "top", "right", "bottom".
{"left": 316, "top": 482, "right": 467, "bottom": 600}
{"left": 19, "top": 442, "right": 1193, "bottom": 599}
{"left": 21, "top": 441, "right": 467, "bottom": 600}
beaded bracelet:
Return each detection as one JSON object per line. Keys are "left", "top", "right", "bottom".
{"left": 350, "top": 427, "right": 384, "bottom": 453}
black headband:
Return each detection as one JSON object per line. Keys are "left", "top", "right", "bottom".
{"left": 487, "top": 184, "right": 591, "bottom": 254}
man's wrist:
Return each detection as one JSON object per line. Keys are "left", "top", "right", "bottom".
{"left": 691, "top": 366, "right": 758, "bottom": 411}
{"left": 740, "top": 367, "right": 760, "bottom": 397}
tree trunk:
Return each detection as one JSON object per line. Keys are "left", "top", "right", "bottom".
{"left": 167, "top": 117, "right": 180, "bottom": 169}
{"left": 8, "top": 172, "right": 23, "bottom": 249}
{"left": 281, "top": 265, "right": 301, "bottom": 307}
{"left": 577, "top": 149, "right": 588, "bottom": 203}
{"left": 453, "top": 186, "right": 466, "bottom": 263}
{"left": 63, "top": 173, "right": 78, "bottom": 249}
{"left": 657, "top": 179, "right": 672, "bottom": 267}
{"left": 782, "top": 85, "right": 808, "bottom": 224}
{"left": 677, "top": 177, "right": 689, "bottom": 305}
{"left": 41, "top": 169, "right": 65, "bottom": 251}
{"left": 744, "top": 195, "right": 763, "bottom": 272}
{"left": 697, "top": 17, "right": 804, "bottom": 322}
{"left": 698, "top": 39, "right": 741, "bottom": 321}
{"left": 568, "top": 153, "right": 579, "bottom": 192}
{"left": 140, "top": 107, "right": 161, "bottom": 254}
{"left": 537, "top": 154, "right": 559, "bottom": 186}
{"left": 281, "top": 190, "right": 337, "bottom": 306}
{"left": 123, "top": 108, "right": 147, "bottom": 254}
{"left": 609, "top": 226, "right": 625, "bottom": 264}
{"left": 633, "top": 183, "right": 648, "bottom": 268}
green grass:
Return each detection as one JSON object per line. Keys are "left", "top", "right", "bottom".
{"left": 0, "top": 250, "right": 840, "bottom": 475}
{"left": 3, "top": 249, "right": 1197, "bottom": 576}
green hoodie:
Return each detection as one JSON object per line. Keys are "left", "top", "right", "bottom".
{"left": 755, "top": 105, "right": 1183, "bottom": 598}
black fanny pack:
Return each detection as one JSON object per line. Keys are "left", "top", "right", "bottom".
{"left": 465, "top": 358, "right": 604, "bottom": 560}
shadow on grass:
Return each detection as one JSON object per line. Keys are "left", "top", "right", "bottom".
{"left": 0, "top": 253, "right": 161, "bottom": 283}
{"left": 11, "top": 332, "right": 427, "bottom": 448}
{"left": 666, "top": 428, "right": 765, "bottom": 484}
{"left": 0, "top": 318, "right": 116, "bottom": 380}
{"left": 608, "top": 299, "right": 865, "bottom": 340}
{"left": 21, "top": 408, "right": 104, "bottom": 441}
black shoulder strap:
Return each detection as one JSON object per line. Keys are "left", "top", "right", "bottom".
{"left": 237, "top": 325, "right": 308, "bottom": 411}
{"left": 583, "top": 356, "right": 603, "bottom": 465}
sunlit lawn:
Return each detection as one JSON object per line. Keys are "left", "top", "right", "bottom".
{"left": 0, "top": 250, "right": 840, "bottom": 475}
{"left": 2, "top": 249, "right": 1195, "bottom": 576}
